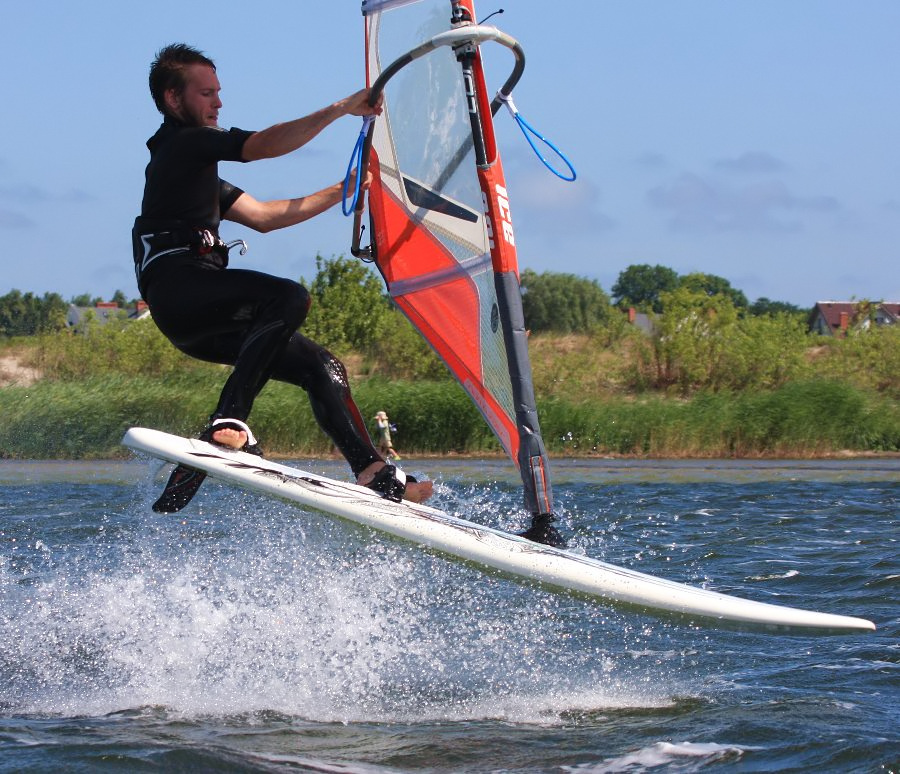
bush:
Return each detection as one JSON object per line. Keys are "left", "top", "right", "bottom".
{"left": 627, "top": 289, "right": 809, "bottom": 394}
{"left": 31, "top": 317, "right": 210, "bottom": 381}
{"left": 367, "top": 309, "right": 449, "bottom": 380}
{"left": 810, "top": 324, "right": 900, "bottom": 398}
{"left": 301, "top": 255, "right": 392, "bottom": 356}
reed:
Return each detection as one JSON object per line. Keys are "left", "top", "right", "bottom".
{"left": 545, "top": 381, "right": 900, "bottom": 457}
{"left": 1, "top": 375, "right": 896, "bottom": 459}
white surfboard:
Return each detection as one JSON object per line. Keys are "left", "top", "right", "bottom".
{"left": 122, "top": 427, "right": 875, "bottom": 635}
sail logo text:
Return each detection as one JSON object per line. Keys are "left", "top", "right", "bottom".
{"left": 483, "top": 185, "right": 515, "bottom": 249}
{"left": 464, "top": 71, "right": 478, "bottom": 117}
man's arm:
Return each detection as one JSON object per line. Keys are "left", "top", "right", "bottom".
{"left": 224, "top": 171, "right": 370, "bottom": 233}
{"left": 241, "top": 88, "right": 379, "bottom": 162}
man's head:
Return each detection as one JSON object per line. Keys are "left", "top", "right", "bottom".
{"left": 149, "top": 43, "right": 221, "bottom": 127}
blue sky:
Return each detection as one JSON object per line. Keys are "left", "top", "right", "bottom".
{"left": 1, "top": 0, "right": 898, "bottom": 306}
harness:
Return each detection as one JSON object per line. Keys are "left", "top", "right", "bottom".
{"left": 133, "top": 219, "right": 248, "bottom": 285}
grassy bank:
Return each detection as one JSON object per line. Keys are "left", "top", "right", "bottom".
{"left": 1, "top": 373, "right": 897, "bottom": 459}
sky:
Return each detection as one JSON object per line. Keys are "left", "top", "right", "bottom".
{"left": 1, "top": 0, "right": 898, "bottom": 307}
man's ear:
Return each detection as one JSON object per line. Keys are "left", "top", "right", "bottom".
{"left": 163, "top": 88, "right": 181, "bottom": 114}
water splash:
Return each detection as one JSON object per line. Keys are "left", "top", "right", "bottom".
{"left": 1, "top": 478, "right": 682, "bottom": 722}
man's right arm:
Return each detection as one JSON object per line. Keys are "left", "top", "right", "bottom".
{"left": 241, "top": 88, "right": 381, "bottom": 162}
{"left": 223, "top": 167, "right": 372, "bottom": 233}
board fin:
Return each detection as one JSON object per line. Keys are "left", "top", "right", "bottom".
{"left": 152, "top": 464, "right": 207, "bottom": 513}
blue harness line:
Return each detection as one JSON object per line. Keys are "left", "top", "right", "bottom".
{"left": 496, "top": 91, "right": 577, "bottom": 182}
{"left": 342, "top": 115, "right": 377, "bottom": 216}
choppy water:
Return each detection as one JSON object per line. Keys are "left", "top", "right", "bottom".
{"left": 0, "top": 456, "right": 897, "bottom": 772}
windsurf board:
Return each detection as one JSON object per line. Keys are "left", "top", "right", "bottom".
{"left": 122, "top": 427, "right": 875, "bottom": 635}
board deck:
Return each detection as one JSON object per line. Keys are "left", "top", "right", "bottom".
{"left": 122, "top": 428, "right": 875, "bottom": 635}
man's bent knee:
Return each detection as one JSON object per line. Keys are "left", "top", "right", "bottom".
{"left": 278, "top": 280, "right": 311, "bottom": 330}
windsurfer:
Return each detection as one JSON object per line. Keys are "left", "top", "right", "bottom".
{"left": 132, "top": 43, "right": 432, "bottom": 506}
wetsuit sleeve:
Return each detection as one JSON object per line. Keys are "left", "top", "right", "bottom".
{"left": 178, "top": 126, "right": 255, "bottom": 164}
{"left": 220, "top": 127, "right": 255, "bottom": 162}
{"left": 219, "top": 179, "right": 245, "bottom": 216}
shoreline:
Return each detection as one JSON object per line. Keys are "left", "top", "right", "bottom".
{"left": 203, "top": 447, "right": 900, "bottom": 462}
{"left": 4, "top": 445, "right": 899, "bottom": 463}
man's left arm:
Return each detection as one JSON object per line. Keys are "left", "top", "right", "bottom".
{"left": 241, "top": 89, "right": 380, "bottom": 162}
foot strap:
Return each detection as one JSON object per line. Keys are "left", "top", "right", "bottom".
{"left": 205, "top": 418, "right": 258, "bottom": 446}
{"left": 201, "top": 418, "right": 263, "bottom": 456}
{"left": 152, "top": 420, "right": 262, "bottom": 514}
{"left": 366, "top": 464, "right": 411, "bottom": 502}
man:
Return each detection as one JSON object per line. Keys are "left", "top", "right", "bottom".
{"left": 373, "top": 411, "right": 400, "bottom": 461}
{"left": 133, "top": 43, "right": 432, "bottom": 509}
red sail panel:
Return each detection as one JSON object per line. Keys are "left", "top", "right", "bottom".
{"left": 367, "top": 152, "right": 518, "bottom": 457}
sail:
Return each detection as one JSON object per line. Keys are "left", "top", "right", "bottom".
{"left": 357, "top": 0, "right": 554, "bottom": 517}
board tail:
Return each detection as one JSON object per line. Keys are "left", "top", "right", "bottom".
{"left": 353, "top": 0, "right": 560, "bottom": 542}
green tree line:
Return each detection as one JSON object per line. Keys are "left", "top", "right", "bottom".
{"left": 4, "top": 255, "right": 894, "bottom": 400}
{"left": 610, "top": 262, "right": 809, "bottom": 317}
{"left": 1, "top": 260, "right": 808, "bottom": 339}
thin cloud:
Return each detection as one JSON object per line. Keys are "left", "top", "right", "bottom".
{"left": 647, "top": 172, "right": 840, "bottom": 233}
{"left": 713, "top": 151, "right": 787, "bottom": 175}
{"left": 513, "top": 170, "right": 616, "bottom": 231}
{"left": 633, "top": 151, "right": 668, "bottom": 169}
{"left": 0, "top": 209, "right": 36, "bottom": 229}
{"left": 0, "top": 184, "right": 93, "bottom": 203}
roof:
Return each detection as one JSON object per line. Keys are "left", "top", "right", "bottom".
{"left": 809, "top": 301, "right": 900, "bottom": 333}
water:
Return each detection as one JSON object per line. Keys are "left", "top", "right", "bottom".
{"left": 1, "top": 456, "right": 897, "bottom": 772}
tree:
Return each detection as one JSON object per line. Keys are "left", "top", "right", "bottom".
{"left": 300, "top": 254, "right": 391, "bottom": 355}
{"left": 0, "top": 290, "right": 67, "bottom": 337}
{"left": 611, "top": 264, "right": 679, "bottom": 313}
{"left": 749, "top": 297, "right": 805, "bottom": 318}
{"left": 520, "top": 269, "right": 612, "bottom": 333}
{"left": 678, "top": 272, "right": 748, "bottom": 309}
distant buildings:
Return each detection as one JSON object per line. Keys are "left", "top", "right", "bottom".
{"left": 66, "top": 301, "right": 149, "bottom": 332}
{"left": 623, "top": 300, "right": 899, "bottom": 338}
{"left": 808, "top": 301, "right": 899, "bottom": 336}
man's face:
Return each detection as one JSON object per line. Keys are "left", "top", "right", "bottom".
{"left": 166, "top": 64, "right": 222, "bottom": 127}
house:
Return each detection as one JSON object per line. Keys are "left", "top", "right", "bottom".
{"left": 66, "top": 301, "right": 150, "bottom": 332}
{"left": 808, "top": 301, "right": 900, "bottom": 336}
{"left": 625, "top": 306, "right": 656, "bottom": 335}
{"left": 130, "top": 300, "right": 151, "bottom": 321}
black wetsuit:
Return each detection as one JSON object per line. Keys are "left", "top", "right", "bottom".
{"left": 132, "top": 116, "right": 380, "bottom": 475}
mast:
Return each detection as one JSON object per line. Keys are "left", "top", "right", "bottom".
{"left": 449, "top": 0, "right": 555, "bottom": 518}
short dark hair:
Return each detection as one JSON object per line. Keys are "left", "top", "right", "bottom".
{"left": 149, "top": 43, "right": 216, "bottom": 116}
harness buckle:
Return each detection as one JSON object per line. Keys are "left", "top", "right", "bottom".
{"left": 197, "top": 229, "right": 217, "bottom": 255}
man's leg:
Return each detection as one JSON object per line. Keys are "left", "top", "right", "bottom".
{"left": 146, "top": 268, "right": 310, "bottom": 510}
{"left": 271, "top": 333, "right": 432, "bottom": 503}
